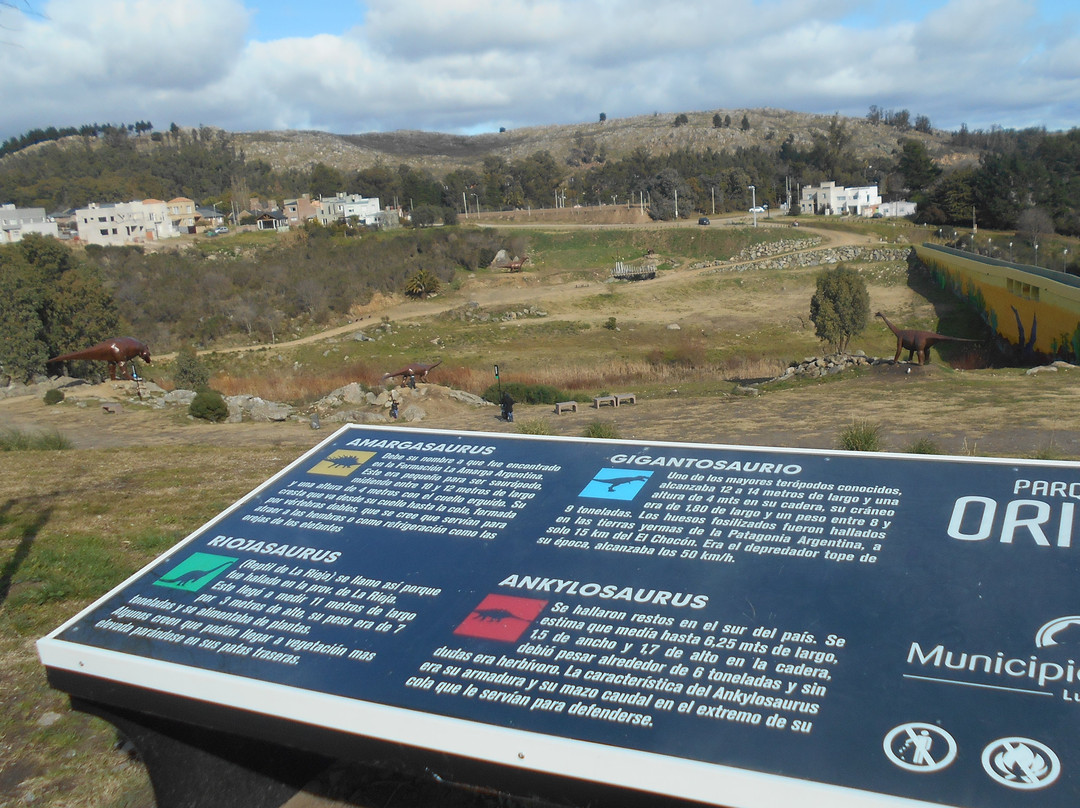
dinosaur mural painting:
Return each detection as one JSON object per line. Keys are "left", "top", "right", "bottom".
{"left": 49, "top": 337, "right": 152, "bottom": 380}
{"left": 875, "top": 312, "right": 979, "bottom": 365}
{"left": 381, "top": 360, "right": 442, "bottom": 386}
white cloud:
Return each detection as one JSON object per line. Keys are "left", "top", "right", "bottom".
{"left": 1, "top": 0, "right": 1077, "bottom": 142}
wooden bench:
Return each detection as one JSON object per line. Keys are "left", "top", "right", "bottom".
{"left": 554, "top": 401, "right": 578, "bottom": 414}
{"left": 593, "top": 395, "right": 617, "bottom": 408}
{"left": 614, "top": 393, "right": 636, "bottom": 405}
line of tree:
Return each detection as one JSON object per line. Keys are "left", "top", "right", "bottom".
{"left": 3, "top": 116, "right": 1079, "bottom": 236}
{"left": 0, "top": 121, "right": 155, "bottom": 158}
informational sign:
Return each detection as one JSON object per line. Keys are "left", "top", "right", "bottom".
{"left": 38, "top": 426, "right": 1080, "bottom": 807}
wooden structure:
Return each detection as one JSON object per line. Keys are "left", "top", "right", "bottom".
{"left": 611, "top": 261, "right": 656, "bottom": 281}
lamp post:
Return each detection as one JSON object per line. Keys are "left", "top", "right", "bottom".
{"left": 1009, "top": 241, "right": 1013, "bottom": 262}
{"left": 1034, "top": 241, "right": 1039, "bottom": 267}
{"left": 471, "top": 194, "right": 479, "bottom": 217}
{"left": 1064, "top": 249, "right": 1069, "bottom": 274}
{"left": 749, "top": 185, "right": 757, "bottom": 227}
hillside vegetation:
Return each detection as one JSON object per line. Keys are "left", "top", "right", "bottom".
{"left": 6, "top": 107, "right": 1080, "bottom": 238}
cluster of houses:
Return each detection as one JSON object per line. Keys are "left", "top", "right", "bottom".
{"left": 2, "top": 181, "right": 915, "bottom": 246}
{"left": 798, "top": 181, "right": 916, "bottom": 218}
{"left": 1, "top": 193, "right": 398, "bottom": 246}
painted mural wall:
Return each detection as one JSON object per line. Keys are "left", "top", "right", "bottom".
{"left": 915, "top": 244, "right": 1080, "bottom": 361}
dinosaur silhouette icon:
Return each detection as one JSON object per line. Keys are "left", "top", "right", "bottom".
{"left": 158, "top": 560, "right": 233, "bottom": 587}
{"left": 593, "top": 474, "right": 651, "bottom": 492}
{"left": 469, "top": 608, "right": 528, "bottom": 623}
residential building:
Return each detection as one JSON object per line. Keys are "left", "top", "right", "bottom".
{"left": 256, "top": 211, "right": 289, "bottom": 231}
{"left": 800, "top": 181, "right": 882, "bottom": 216}
{"left": 74, "top": 200, "right": 178, "bottom": 246}
{"left": 167, "top": 197, "right": 196, "bottom": 233}
{"left": 0, "top": 204, "right": 58, "bottom": 242}
{"left": 284, "top": 194, "right": 319, "bottom": 225}
{"left": 317, "top": 193, "right": 381, "bottom": 227}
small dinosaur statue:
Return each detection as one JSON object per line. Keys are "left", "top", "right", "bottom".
{"left": 381, "top": 359, "right": 442, "bottom": 385}
{"left": 875, "top": 312, "right": 978, "bottom": 365}
{"left": 49, "top": 337, "right": 152, "bottom": 380}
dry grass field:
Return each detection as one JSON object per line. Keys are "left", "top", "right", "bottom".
{"left": 2, "top": 215, "right": 1079, "bottom": 808}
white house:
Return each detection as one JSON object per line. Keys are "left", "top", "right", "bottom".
{"left": 0, "top": 204, "right": 58, "bottom": 242}
{"left": 75, "top": 200, "right": 179, "bottom": 246}
{"left": 800, "top": 181, "right": 882, "bottom": 216}
{"left": 317, "top": 193, "right": 381, "bottom": 227}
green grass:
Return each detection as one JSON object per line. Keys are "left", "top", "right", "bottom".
{"left": 583, "top": 420, "right": 621, "bottom": 439}
{"left": 837, "top": 420, "right": 884, "bottom": 452}
{"left": 0, "top": 428, "right": 74, "bottom": 451}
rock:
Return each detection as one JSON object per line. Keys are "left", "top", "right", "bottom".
{"left": 247, "top": 398, "right": 293, "bottom": 422}
{"left": 163, "top": 389, "right": 197, "bottom": 405}
{"left": 400, "top": 404, "right": 426, "bottom": 422}
{"left": 666, "top": 323, "right": 681, "bottom": 330}
{"left": 338, "top": 382, "right": 367, "bottom": 404}
{"left": 446, "top": 389, "right": 492, "bottom": 406}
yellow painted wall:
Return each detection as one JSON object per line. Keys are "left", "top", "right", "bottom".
{"left": 915, "top": 244, "right": 1080, "bottom": 360}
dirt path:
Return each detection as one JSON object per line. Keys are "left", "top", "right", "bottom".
{"left": 150, "top": 222, "right": 872, "bottom": 361}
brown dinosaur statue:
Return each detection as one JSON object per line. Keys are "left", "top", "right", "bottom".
{"left": 381, "top": 359, "right": 442, "bottom": 386}
{"left": 875, "top": 312, "right": 978, "bottom": 365}
{"left": 500, "top": 255, "right": 529, "bottom": 272}
{"left": 49, "top": 337, "right": 152, "bottom": 380}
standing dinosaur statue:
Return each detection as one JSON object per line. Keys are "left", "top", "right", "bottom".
{"left": 381, "top": 359, "right": 442, "bottom": 386}
{"left": 875, "top": 312, "right": 979, "bottom": 365}
{"left": 499, "top": 255, "right": 529, "bottom": 272}
{"left": 49, "top": 337, "right": 152, "bottom": 380}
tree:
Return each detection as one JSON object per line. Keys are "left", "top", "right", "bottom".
{"left": 809, "top": 265, "right": 869, "bottom": 353}
{"left": 1017, "top": 207, "right": 1055, "bottom": 245}
{"left": 740, "top": 114, "right": 751, "bottom": 131}
{"left": 897, "top": 139, "right": 940, "bottom": 194}
{"left": 599, "top": 112, "right": 606, "bottom": 124}
{"left": 712, "top": 113, "right": 723, "bottom": 128}
{"left": 673, "top": 113, "right": 689, "bottom": 127}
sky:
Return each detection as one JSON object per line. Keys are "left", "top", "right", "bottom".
{"left": 0, "top": 0, "right": 1077, "bottom": 143}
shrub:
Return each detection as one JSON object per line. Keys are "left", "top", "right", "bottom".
{"left": 604, "top": 317, "right": 618, "bottom": 330}
{"left": 189, "top": 389, "right": 229, "bottom": 422}
{"left": 43, "top": 388, "right": 65, "bottom": 405}
{"left": 583, "top": 420, "right": 620, "bottom": 440}
{"left": 905, "top": 437, "right": 941, "bottom": 454}
{"left": 516, "top": 419, "right": 553, "bottom": 435}
{"left": 837, "top": 420, "right": 883, "bottom": 452}
{"left": 173, "top": 346, "right": 210, "bottom": 390}
{"left": 481, "top": 382, "right": 566, "bottom": 405}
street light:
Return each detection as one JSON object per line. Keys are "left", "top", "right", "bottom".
{"left": 471, "top": 193, "right": 479, "bottom": 217}
{"left": 1009, "top": 241, "right": 1013, "bottom": 262}
{"left": 749, "top": 185, "right": 757, "bottom": 227}
{"left": 1034, "top": 241, "right": 1039, "bottom": 267}
{"left": 1064, "top": 249, "right": 1069, "bottom": 274}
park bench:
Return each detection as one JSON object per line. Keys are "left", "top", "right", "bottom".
{"left": 554, "top": 401, "right": 578, "bottom": 414}
{"left": 593, "top": 395, "right": 617, "bottom": 408}
{"left": 614, "top": 393, "right": 636, "bottom": 405}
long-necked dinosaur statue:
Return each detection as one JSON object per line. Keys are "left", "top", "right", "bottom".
{"left": 875, "top": 312, "right": 978, "bottom": 364}
{"left": 381, "top": 359, "right": 442, "bottom": 385}
{"left": 49, "top": 337, "right": 152, "bottom": 380}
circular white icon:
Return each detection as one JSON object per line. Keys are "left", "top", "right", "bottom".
{"left": 981, "top": 737, "right": 1060, "bottom": 789}
{"left": 883, "top": 723, "right": 957, "bottom": 772}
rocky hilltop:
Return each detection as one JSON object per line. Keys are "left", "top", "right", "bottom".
{"left": 230, "top": 107, "right": 976, "bottom": 175}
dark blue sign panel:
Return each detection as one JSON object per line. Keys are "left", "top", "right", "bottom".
{"left": 38, "top": 426, "right": 1080, "bottom": 807}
